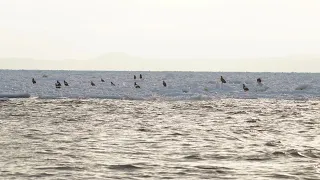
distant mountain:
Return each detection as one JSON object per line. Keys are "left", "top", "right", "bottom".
{"left": 0, "top": 54, "right": 320, "bottom": 72}
{"left": 0, "top": 58, "right": 80, "bottom": 70}
{"left": 86, "top": 52, "right": 151, "bottom": 70}
{"left": 92, "top": 52, "right": 135, "bottom": 61}
{"left": 0, "top": 53, "right": 153, "bottom": 70}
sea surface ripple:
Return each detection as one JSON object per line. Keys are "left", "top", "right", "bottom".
{"left": 0, "top": 99, "right": 319, "bottom": 179}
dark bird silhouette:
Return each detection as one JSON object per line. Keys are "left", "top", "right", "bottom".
{"left": 91, "top": 81, "right": 95, "bottom": 86}
{"left": 140, "top": 74, "right": 142, "bottom": 79}
{"left": 32, "top": 78, "right": 36, "bottom": 84}
{"left": 64, "top": 80, "right": 69, "bottom": 86}
{"left": 134, "top": 75, "right": 136, "bottom": 80}
{"left": 111, "top": 82, "right": 115, "bottom": 86}
{"left": 163, "top": 81, "right": 167, "bottom": 87}
{"left": 257, "top": 78, "right": 262, "bottom": 83}
{"left": 101, "top": 78, "right": 105, "bottom": 82}
{"left": 257, "top": 78, "right": 263, "bottom": 87}
{"left": 243, "top": 84, "right": 249, "bottom": 92}
{"left": 55, "top": 81, "right": 61, "bottom": 88}
{"left": 134, "top": 82, "right": 140, "bottom": 88}
{"left": 220, "top": 76, "right": 226, "bottom": 83}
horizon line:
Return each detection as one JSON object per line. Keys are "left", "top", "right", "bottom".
{"left": 0, "top": 68, "right": 318, "bottom": 74}
{"left": 1, "top": 53, "right": 320, "bottom": 61}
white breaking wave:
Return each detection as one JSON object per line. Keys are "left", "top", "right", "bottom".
{"left": 0, "top": 70, "right": 320, "bottom": 100}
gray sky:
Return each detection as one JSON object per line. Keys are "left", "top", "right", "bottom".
{"left": 1, "top": 0, "right": 320, "bottom": 71}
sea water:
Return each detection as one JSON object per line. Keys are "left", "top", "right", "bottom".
{"left": 0, "top": 70, "right": 320, "bottom": 100}
{"left": 0, "top": 70, "right": 319, "bottom": 179}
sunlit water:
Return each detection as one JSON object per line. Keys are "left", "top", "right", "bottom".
{"left": 1, "top": 99, "right": 319, "bottom": 179}
{"left": 1, "top": 70, "right": 320, "bottom": 100}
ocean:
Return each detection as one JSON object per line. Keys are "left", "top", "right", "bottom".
{"left": 0, "top": 70, "right": 319, "bottom": 179}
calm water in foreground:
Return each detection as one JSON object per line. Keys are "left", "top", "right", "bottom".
{"left": 0, "top": 99, "right": 319, "bottom": 179}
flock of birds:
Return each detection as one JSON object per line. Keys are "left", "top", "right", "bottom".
{"left": 32, "top": 74, "right": 152, "bottom": 89}
{"left": 31, "top": 74, "right": 263, "bottom": 92}
{"left": 220, "top": 76, "right": 263, "bottom": 92}
{"left": 32, "top": 74, "right": 168, "bottom": 89}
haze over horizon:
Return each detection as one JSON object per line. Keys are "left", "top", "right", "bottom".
{"left": 1, "top": 53, "right": 320, "bottom": 72}
{"left": 1, "top": 0, "right": 320, "bottom": 72}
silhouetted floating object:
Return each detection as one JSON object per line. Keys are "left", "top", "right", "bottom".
{"left": 55, "top": 81, "right": 61, "bottom": 88}
{"left": 134, "top": 75, "right": 136, "bottom": 80}
{"left": 140, "top": 74, "right": 142, "bottom": 79}
{"left": 91, "top": 81, "right": 95, "bottom": 86}
{"left": 163, "top": 81, "right": 167, "bottom": 87}
{"left": 64, "top": 80, "right": 69, "bottom": 86}
{"left": 243, "top": 84, "right": 249, "bottom": 92}
{"left": 111, "top": 82, "right": 115, "bottom": 86}
{"left": 220, "top": 76, "right": 226, "bottom": 83}
{"left": 257, "top": 78, "right": 263, "bottom": 87}
{"left": 134, "top": 82, "right": 140, "bottom": 88}
{"left": 257, "top": 78, "right": 262, "bottom": 83}
{"left": 101, "top": 78, "right": 105, "bottom": 82}
{"left": 32, "top": 78, "right": 36, "bottom": 84}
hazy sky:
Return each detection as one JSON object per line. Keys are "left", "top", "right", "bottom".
{"left": 1, "top": 0, "right": 320, "bottom": 71}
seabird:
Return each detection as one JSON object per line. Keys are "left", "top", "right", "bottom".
{"left": 91, "top": 81, "right": 95, "bottom": 86}
{"left": 55, "top": 81, "right": 61, "bottom": 88}
{"left": 163, "top": 81, "right": 167, "bottom": 87}
{"left": 243, "top": 84, "right": 249, "bottom": 92}
{"left": 257, "top": 78, "right": 262, "bottom": 83}
{"left": 220, "top": 76, "right": 226, "bottom": 83}
{"left": 134, "top": 75, "right": 136, "bottom": 80}
{"left": 140, "top": 74, "right": 142, "bottom": 79}
{"left": 64, "top": 80, "right": 69, "bottom": 86}
{"left": 32, "top": 78, "right": 36, "bottom": 84}
{"left": 257, "top": 78, "right": 263, "bottom": 86}
{"left": 134, "top": 82, "right": 140, "bottom": 88}
{"left": 111, "top": 82, "right": 115, "bottom": 86}
{"left": 101, "top": 78, "right": 105, "bottom": 82}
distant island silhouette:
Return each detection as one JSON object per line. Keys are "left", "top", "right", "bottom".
{"left": 0, "top": 53, "right": 319, "bottom": 72}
